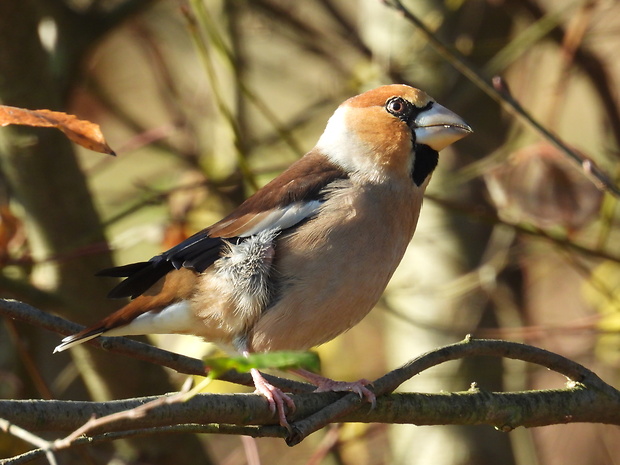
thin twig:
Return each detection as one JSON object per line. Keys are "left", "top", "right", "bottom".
{"left": 240, "top": 435, "right": 261, "bottom": 465}
{"left": 0, "top": 418, "right": 57, "bottom": 465}
{"left": 424, "top": 194, "right": 620, "bottom": 264}
{"left": 4, "top": 319, "right": 54, "bottom": 399}
{"left": 53, "top": 377, "right": 194, "bottom": 449}
{"left": 509, "top": 0, "right": 620, "bottom": 149}
{"left": 1, "top": 423, "right": 286, "bottom": 465}
{"left": 304, "top": 424, "right": 342, "bottom": 465}
{"left": 182, "top": 1, "right": 258, "bottom": 190}
{"left": 382, "top": 0, "right": 620, "bottom": 197}
{"left": 372, "top": 337, "right": 616, "bottom": 396}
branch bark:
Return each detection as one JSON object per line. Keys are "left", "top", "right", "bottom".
{"left": 2, "top": 384, "right": 618, "bottom": 434}
{"left": 2, "top": 298, "right": 619, "bottom": 453}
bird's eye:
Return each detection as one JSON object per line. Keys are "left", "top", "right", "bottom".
{"left": 385, "top": 97, "right": 412, "bottom": 122}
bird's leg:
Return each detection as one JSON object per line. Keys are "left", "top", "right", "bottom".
{"left": 244, "top": 351, "right": 296, "bottom": 430}
{"left": 291, "top": 368, "right": 376, "bottom": 408}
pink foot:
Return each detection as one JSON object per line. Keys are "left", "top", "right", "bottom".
{"left": 292, "top": 368, "right": 376, "bottom": 408}
{"left": 250, "top": 368, "right": 296, "bottom": 430}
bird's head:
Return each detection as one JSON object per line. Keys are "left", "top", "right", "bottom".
{"left": 317, "top": 84, "right": 472, "bottom": 185}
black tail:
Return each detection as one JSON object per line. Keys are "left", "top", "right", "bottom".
{"left": 97, "top": 260, "right": 172, "bottom": 299}
{"left": 97, "top": 233, "right": 227, "bottom": 299}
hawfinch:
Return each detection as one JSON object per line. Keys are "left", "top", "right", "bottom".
{"left": 55, "top": 84, "right": 471, "bottom": 426}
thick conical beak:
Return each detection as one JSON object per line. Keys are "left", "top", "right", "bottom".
{"left": 413, "top": 102, "right": 472, "bottom": 151}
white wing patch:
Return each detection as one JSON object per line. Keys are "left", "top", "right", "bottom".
{"left": 316, "top": 106, "right": 387, "bottom": 183}
{"left": 238, "top": 200, "right": 323, "bottom": 237}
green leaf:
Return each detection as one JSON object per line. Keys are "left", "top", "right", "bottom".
{"left": 203, "top": 351, "right": 321, "bottom": 379}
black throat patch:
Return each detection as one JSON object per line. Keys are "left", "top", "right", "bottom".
{"left": 411, "top": 144, "right": 439, "bottom": 186}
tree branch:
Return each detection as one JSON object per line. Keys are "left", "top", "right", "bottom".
{"left": 1, "top": 380, "right": 618, "bottom": 434}
{"left": 0, "top": 298, "right": 313, "bottom": 394}
{"left": 286, "top": 336, "right": 620, "bottom": 444}
{"left": 2, "top": 299, "right": 620, "bottom": 453}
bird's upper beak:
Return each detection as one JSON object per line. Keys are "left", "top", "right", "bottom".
{"left": 413, "top": 102, "right": 472, "bottom": 151}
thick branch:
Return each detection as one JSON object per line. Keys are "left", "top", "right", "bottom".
{"left": 3, "top": 299, "right": 620, "bottom": 448}
{"left": 1, "top": 384, "right": 619, "bottom": 433}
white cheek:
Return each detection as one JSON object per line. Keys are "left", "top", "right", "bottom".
{"left": 316, "top": 107, "right": 382, "bottom": 179}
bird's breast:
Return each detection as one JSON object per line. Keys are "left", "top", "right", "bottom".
{"left": 248, "top": 179, "right": 425, "bottom": 352}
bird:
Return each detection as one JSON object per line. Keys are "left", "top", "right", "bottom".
{"left": 54, "top": 84, "right": 471, "bottom": 427}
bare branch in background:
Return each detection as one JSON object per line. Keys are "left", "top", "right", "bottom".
{"left": 383, "top": 0, "right": 620, "bottom": 197}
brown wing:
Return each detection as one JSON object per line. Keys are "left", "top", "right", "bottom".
{"left": 99, "top": 150, "right": 348, "bottom": 300}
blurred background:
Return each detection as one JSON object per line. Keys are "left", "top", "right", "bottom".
{"left": 1, "top": 0, "right": 620, "bottom": 464}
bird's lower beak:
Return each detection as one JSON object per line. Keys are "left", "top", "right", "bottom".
{"left": 413, "top": 102, "right": 472, "bottom": 151}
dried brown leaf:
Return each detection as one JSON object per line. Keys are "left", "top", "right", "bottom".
{"left": 0, "top": 105, "right": 115, "bottom": 155}
{"left": 484, "top": 142, "right": 603, "bottom": 233}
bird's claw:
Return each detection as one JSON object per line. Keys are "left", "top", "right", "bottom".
{"left": 313, "top": 378, "right": 377, "bottom": 408}
{"left": 251, "top": 368, "right": 295, "bottom": 431}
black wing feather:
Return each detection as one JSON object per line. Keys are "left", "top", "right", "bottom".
{"left": 101, "top": 235, "right": 227, "bottom": 299}
{"left": 160, "top": 233, "right": 225, "bottom": 270}
{"left": 100, "top": 258, "right": 171, "bottom": 299}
